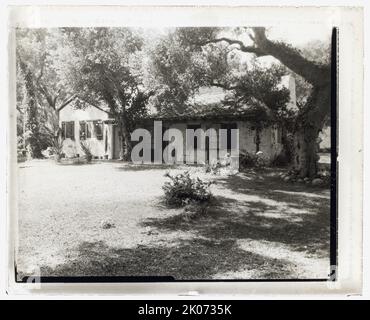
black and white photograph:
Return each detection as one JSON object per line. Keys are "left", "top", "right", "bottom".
{"left": 14, "top": 23, "right": 335, "bottom": 282}
{"left": 2, "top": 4, "right": 364, "bottom": 298}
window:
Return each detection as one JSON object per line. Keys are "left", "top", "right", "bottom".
{"left": 220, "top": 123, "right": 238, "bottom": 151}
{"left": 104, "top": 127, "right": 108, "bottom": 152}
{"left": 79, "top": 121, "right": 92, "bottom": 140}
{"left": 93, "top": 121, "right": 103, "bottom": 140}
{"left": 61, "top": 121, "right": 75, "bottom": 140}
{"left": 80, "top": 121, "right": 86, "bottom": 140}
{"left": 86, "top": 122, "right": 92, "bottom": 138}
{"left": 187, "top": 124, "right": 202, "bottom": 149}
{"left": 272, "top": 125, "right": 282, "bottom": 144}
{"left": 277, "top": 127, "right": 282, "bottom": 144}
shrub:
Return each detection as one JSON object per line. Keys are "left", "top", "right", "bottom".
{"left": 17, "top": 136, "right": 24, "bottom": 152}
{"left": 17, "top": 137, "right": 27, "bottom": 161}
{"left": 162, "top": 171, "right": 213, "bottom": 207}
{"left": 80, "top": 140, "right": 93, "bottom": 163}
{"left": 239, "top": 150, "right": 267, "bottom": 170}
{"left": 239, "top": 151, "right": 257, "bottom": 168}
{"left": 271, "top": 152, "right": 290, "bottom": 167}
{"left": 319, "top": 147, "right": 331, "bottom": 153}
{"left": 50, "top": 137, "right": 64, "bottom": 162}
{"left": 17, "top": 149, "right": 27, "bottom": 162}
{"left": 42, "top": 127, "right": 64, "bottom": 162}
{"left": 204, "top": 160, "right": 221, "bottom": 175}
{"left": 255, "top": 152, "right": 267, "bottom": 168}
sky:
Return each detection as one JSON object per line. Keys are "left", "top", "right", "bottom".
{"left": 145, "top": 25, "right": 332, "bottom": 68}
{"left": 147, "top": 24, "right": 332, "bottom": 47}
{"left": 226, "top": 26, "right": 331, "bottom": 68}
{"left": 265, "top": 25, "right": 332, "bottom": 47}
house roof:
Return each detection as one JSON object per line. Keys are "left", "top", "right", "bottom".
{"left": 57, "top": 97, "right": 112, "bottom": 117}
{"left": 57, "top": 80, "right": 284, "bottom": 123}
{"left": 143, "top": 98, "right": 272, "bottom": 123}
{"left": 143, "top": 85, "right": 274, "bottom": 123}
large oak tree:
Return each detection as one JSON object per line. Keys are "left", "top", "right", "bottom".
{"left": 57, "top": 27, "right": 152, "bottom": 160}
{"left": 153, "top": 27, "right": 331, "bottom": 177}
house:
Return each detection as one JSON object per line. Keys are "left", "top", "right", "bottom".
{"left": 58, "top": 75, "right": 297, "bottom": 163}
{"left": 58, "top": 100, "right": 118, "bottom": 159}
{"left": 58, "top": 100, "right": 284, "bottom": 163}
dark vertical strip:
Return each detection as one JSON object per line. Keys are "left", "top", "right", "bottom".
{"left": 330, "top": 27, "right": 338, "bottom": 278}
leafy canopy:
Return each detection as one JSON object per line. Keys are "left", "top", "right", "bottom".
{"left": 146, "top": 27, "right": 291, "bottom": 122}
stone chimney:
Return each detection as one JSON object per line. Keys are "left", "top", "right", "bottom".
{"left": 280, "top": 74, "right": 297, "bottom": 111}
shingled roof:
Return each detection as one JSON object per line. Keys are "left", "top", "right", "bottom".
{"left": 145, "top": 98, "right": 272, "bottom": 123}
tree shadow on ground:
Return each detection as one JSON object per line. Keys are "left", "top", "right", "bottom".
{"left": 36, "top": 170, "right": 330, "bottom": 280}
{"left": 114, "top": 163, "right": 206, "bottom": 172}
{"left": 56, "top": 161, "right": 98, "bottom": 166}
{"left": 38, "top": 238, "right": 294, "bottom": 279}
{"left": 115, "top": 164, "right": 178, "bottom": 171}
{"left": 142, "top": 171, "right": 330, "bottom": 258}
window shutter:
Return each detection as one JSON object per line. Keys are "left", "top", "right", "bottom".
{"left": 71, "top": 122, "right": 75, "bottom": 141}
{"left": 87, "top": 122, "right": 91, "bottom": 138}
{"left": 79, "top": 121, "right": 86, "bottom": 140}
{"left": 94, "top": 121, "right": 103, "bottom": 140}
{"left": 61, "top": 122, "right": 66, "bottom": 139}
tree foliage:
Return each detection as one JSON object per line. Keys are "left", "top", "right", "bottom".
{"left": 16, "top": 26, "right": 331, "bottom": 176}
{"left": 148, "top": 27, "right": 331, "bottom": 177}
{"left": 56, "top": 27, "right": 151, "bottom": 159}
{"left": 16, "top": 28, "right": 76, "bottom": 157}
{"left": 147, "top": 28, "right": 290, "bottom": 123}
{"left": 16, "top": 29, "right": 47, "bottom": 158}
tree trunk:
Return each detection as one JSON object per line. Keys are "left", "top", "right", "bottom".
{"left": 249, "top": 28, "right": 331, "bottom": 177}
{"left": 118, "top": 117, "right": 132, "bottom": 161}
{"left": 203, "top": 28, "right": 331, "bottom": 176}
{"left": 292, "top": 125, "right": 320, "bottom": 178}
{"left": 291, "top": 86, "right": 330, "bottom": 177}
{"left": 118, "top": 131, "right": 125, "bottom": 161}
{"left": 280, "top": 127, "right": 294, "bottom": 164}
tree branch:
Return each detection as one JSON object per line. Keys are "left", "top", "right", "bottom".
{"left": 191, "top": 27, "right": 330, "bottom": 86}
{"left": 250, "top": 27, "right": 330, "bottom": 86}
{"left": 38, "top": 84, "right": 56, "bottom": 109}
{"left": 209, "top": 81, "right": 239, "bottom": 90}
{"left": 36, "top": 54, "right": 46, "bottom": 82}
{"left": 195, "top": 36, "right": 266, "bottom": 57}
{"left": 16, "top": 105, "right": 25, "bottom": 114}
{"left": 58, "top": 95, "right": 76, "bottom": 110}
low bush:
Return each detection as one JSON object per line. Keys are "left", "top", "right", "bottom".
{"left": 319, "top": 147, "right": 331, "bottom": 153}
{"left": 80, "top": 140, "right": 93, "bottom": 163}
{"left": 163, "top": 171, "right": 213, "bottom": 207}
{"left": 204, "top": 161, "right": 221, "bottom": 175}
{"left": 239, "top": 151, "right": 257, "bottom": 168}
{"left": 50, "top": 138, "right": 64, "bottom": 162}
{"left": 17, "top": 149, "right": 27, "bottom": 162}
{"left": 271, "top": 152, "right": 290, "bottom": 167}
{"left": 205, "top": 154, "right": 236, "bottom": 175}
{"left": 239, "top": 150, "right": 267, "bottom": 170}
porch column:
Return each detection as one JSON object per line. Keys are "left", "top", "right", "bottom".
{"left": 107, "top": 123, "right": 114, "bottom": 160}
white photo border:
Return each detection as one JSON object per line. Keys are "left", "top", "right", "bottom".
{"left": 5, "top": 5, "right": 363, "bottom": 296}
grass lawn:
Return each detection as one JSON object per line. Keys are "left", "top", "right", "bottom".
{"left": 16, "top": 160, "right": 330, "bottom": 280}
